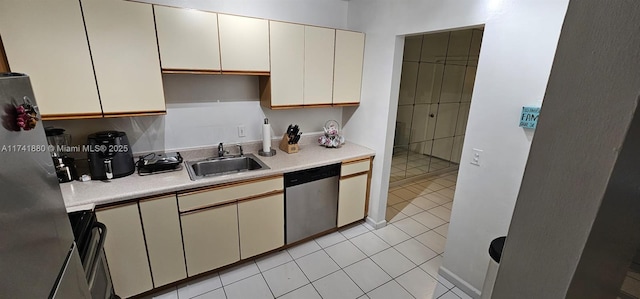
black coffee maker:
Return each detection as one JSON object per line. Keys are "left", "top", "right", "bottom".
{"left": 87, "top": 131, "right": 135, "bottom": 180}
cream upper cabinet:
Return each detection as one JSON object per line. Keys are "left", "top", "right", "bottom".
{"left": 218, "top": 14, "right": 270, "bottom": 72}
{"left": 333, "top": 30, "right": 365, "bottom": 105}
{"left": 139, "top": 195, "right": 187, "bottom": 287}
{"left": 304, "top": 26, "right": 335, "bottom": 105}
{"left": 0, "top": 0, "right": 101, "bottom": 117}
{"left": 238, "top": 193, "right": 285, "bottom": 259}
{"left": 96, "top": 203, "right": 153, "bottom": 298}
{"left": 269, "top": 21, "right": 304, "bottom": 106}
{"left": 154, "top": 6, "right": 221, "bottom": 71}
{"left": 181, "top": 203, "right": 240, "bottom": 277}
{"left": 81, "top": 0, "right": 165, "bottom": 114}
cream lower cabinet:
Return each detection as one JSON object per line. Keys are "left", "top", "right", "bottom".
{"left": 338, "top": 158, "right": 372, "bottom": 227}
{"left": 139, "top": 195, "right": 187, "bottom": 287}
{"left": 338, "top": 174, "right": 368, "bottom": 227}
{"left": 181, "top": 203, "right": 240, "bottom": 277}
{"left": 178, "top": 175, "right": 283, "bottom": 275}
{"left": 96, "top": 203, "right": 153, "bottom": 298}
{"left": 238, "top": 193, "right": 285, "bottom": 259}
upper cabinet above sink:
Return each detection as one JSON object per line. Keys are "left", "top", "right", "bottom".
{"left": 218, "top": 14, "right": 270, "bottom": 74}
{"left": 155, "top": 6, "right": 222, "bottom": 73}
{"left": 155, "top": 8, "right": 272, "bottom": 76}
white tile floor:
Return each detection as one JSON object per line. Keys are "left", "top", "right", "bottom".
{"left": 145, "top": 170, "right": 466, "bottom": 299}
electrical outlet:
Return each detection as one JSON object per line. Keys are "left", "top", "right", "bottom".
{"left": 238, "top": 125, "right": 246, "bottom": 137}
{"left": 471, "top": 148, "right": 483, "bottom": 166}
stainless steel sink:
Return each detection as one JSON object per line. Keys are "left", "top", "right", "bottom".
{"left": 185, "top": 154, "right": 270, "bottom": 180}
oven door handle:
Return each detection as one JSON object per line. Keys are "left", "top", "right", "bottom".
{"left": 87, "top": 222, "right": 107, "bottom": 288}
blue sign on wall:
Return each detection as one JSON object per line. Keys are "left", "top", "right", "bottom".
{"left": 520, "top": 106, "right": 540, "bottom": 129}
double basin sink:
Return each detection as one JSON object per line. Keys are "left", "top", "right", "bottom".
{"left": 185, "top": 153, "right": 270, "bottom": 180}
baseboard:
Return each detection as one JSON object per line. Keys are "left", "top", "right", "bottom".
{"left": 439, "top": 266, "right": 482, "bottom": 299}
{"left": 365, "top": 216, "right": 387, "bottom": 229}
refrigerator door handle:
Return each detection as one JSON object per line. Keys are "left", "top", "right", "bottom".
{"left": 86, "top": 222, "right": 107, "bottom": 288}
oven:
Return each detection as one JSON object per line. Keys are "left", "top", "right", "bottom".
{"left": 68, "top": 210, "right": 118, "bottom": 299}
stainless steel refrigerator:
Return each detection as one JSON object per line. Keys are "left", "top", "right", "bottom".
{"left": 0, "top": 73, "right": 90, "bottom": 298}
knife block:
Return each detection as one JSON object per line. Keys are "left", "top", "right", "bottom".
{"left": 279, "top": 134, "right": 299, "bottom": 154}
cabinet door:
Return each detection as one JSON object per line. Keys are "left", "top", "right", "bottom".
{"left": 269, "top": 21, "right": 304, "bottom": 106}
{"left": 154, "top": 6, "right": 221, "bottom": 71}
{"left": 0, "top": 0, "right": 101, "bottom": 117}
{"left": 338, "top": 174, "right": 368, "bottom": 227}
{"left": 181, "top": 203, "right": 240, "bottom": 276}
{"left": 238, "top": 193, "right": 284, "bottom": 259}
{"left": 96, "top": 203, "right": 153, "bottom": 298}
{"left": 81, "top": 0, "right": 165, "bottom": 114}
{"left": 218, "top": 14, "right": 270, "bottom": 72}
{"left": 333, "top": 30, "right": 365, "bottom": 105}
{"left": 304, "top": 26, "right": 335, "bottom": 105}
{"left": 139, "top": 195, "right": 186, "bottom": 287}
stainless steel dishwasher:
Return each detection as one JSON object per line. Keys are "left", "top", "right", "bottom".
{"left": 284, "top": 163, "right": 341, "bottom": 244}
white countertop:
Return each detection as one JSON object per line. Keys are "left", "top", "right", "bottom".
{"left": 61, "top": 140, "right": 375, "bottom": 210}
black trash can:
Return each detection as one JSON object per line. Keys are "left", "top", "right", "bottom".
{"left": 481, "top": 236, "right": 506, "bottom": 299}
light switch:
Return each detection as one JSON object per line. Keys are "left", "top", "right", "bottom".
{"left": 238, "top": 125, "right": 246, "bottom": 137}
{"left": 471, "top": 148, "right": 483, "bottom": 166}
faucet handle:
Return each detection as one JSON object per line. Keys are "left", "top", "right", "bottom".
{"left": 236, "top": 144, "right": 244, "bottom": 156}
{"left": 218, "top": 142, "right": 225, "bottom": 157}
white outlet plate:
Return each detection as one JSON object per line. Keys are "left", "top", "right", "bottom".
{"left": 471, "top": 148, "right": 483, "bottom": 166}
{"left": 238, "top": 125, "right": 246, "bottom": 137}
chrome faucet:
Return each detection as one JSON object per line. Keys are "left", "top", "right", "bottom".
{"left": 218, "top": 142, "right": 225, "bottom": 157}
{"left": 236, "top": 144, "right": 244, "bottom": 157}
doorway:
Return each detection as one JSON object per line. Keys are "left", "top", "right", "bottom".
{"left": 391, "top": 28, "right": 483, "bottom": 184}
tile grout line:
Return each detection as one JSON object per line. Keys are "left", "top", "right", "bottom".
{"left": 365, "top": 252, "right": 420, "bottom": 299}
{"left": 257, "top": 265, "right": 277, "bottom": 298}
{"left": 287, "top": 247, "right": 327, "bottom": 299}
{"left": 340, "top": 229, "right": 405, "bottom": 297}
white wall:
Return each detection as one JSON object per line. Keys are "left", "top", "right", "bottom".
{"left": 46, "top": 0, "right": 347, "bottom": 154}
{"left": 345, "top": 0, "right": 569, "bottom": 294}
